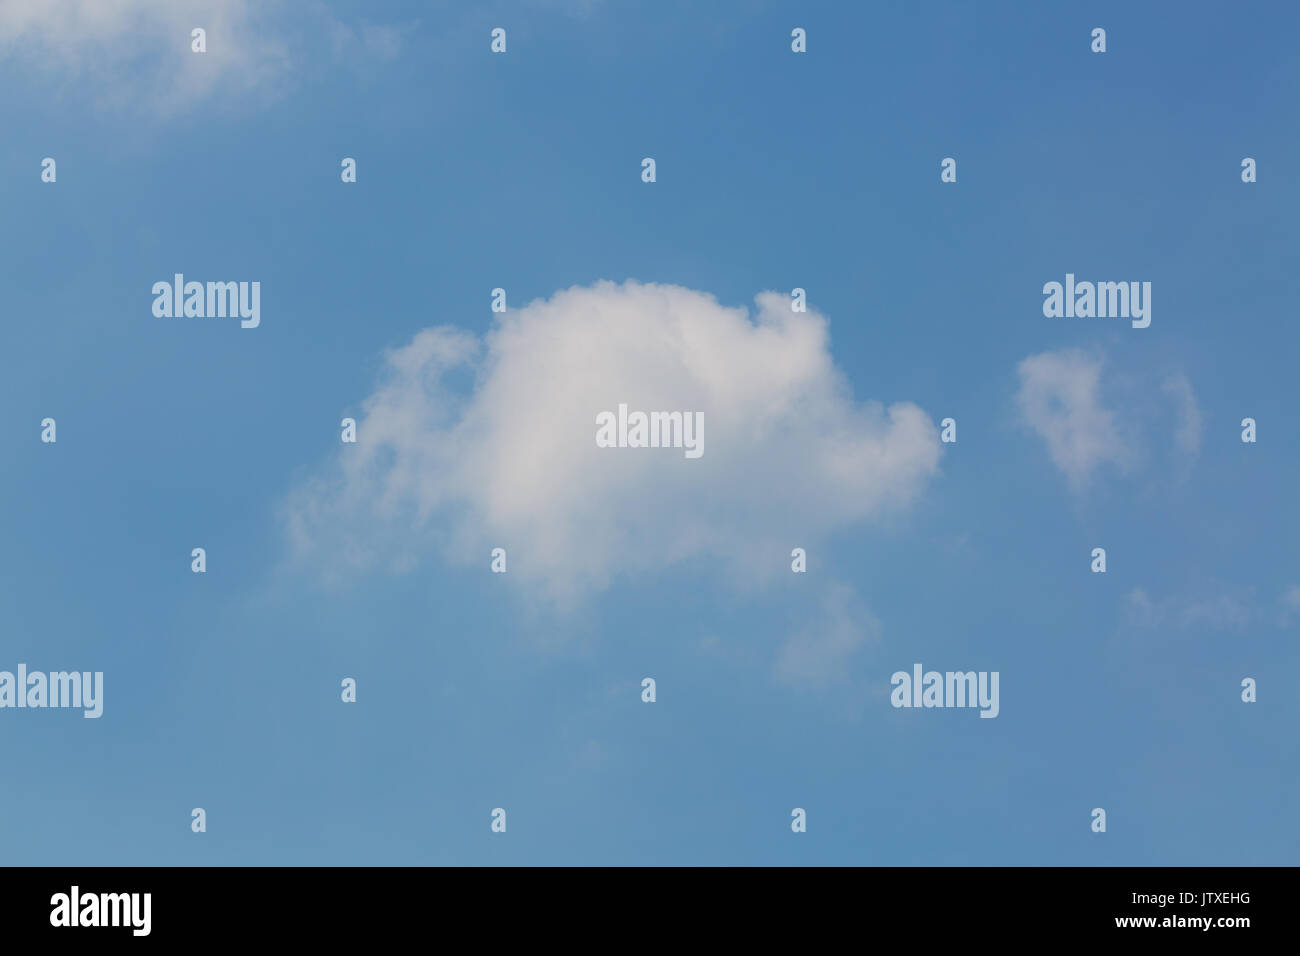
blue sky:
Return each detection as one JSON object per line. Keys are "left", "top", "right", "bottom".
{"left": 1, "top": 0, "right": 1297, "bottom": 865}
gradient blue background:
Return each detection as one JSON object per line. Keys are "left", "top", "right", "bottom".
{"left": 1, "top": 0, "right": 1297, "bottom": 864}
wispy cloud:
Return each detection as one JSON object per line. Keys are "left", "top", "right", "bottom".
{"left": 774, "top": 582, "right": 880, "bottom": 688}
{"left": 1015, "top": 349, "right": 1131, "bottom": 490}
{"left": 1125, "top": 586, "right": 1255, "bottom": 632}
{"left": 1162, "top": 372, "right": 1203, "bottom": 457}
{"left": 1280, "top": 586, "right": 1300, "bottom": 626}
{"left": 1015, "top": 349, "right": 1202, "bottom": 490}
{"left": 0, "top": 0, "right": 407, "bottom": 114}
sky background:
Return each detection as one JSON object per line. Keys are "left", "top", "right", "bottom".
{"left": 1, "top": 0, "right": 1298, "bottom": 865}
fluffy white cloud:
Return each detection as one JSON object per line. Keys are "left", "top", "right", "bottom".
{"left": 1015, "top": 349, "right": 1131, "bottom": 490}
{"left": 285, "top": 280, "right": 943, "bottom": 603}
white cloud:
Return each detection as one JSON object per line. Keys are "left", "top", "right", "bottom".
{"left": 1162, "top": 372, "right": 1203, "bottom": 456}
{"left": 0, "top": 0, "right": 405, "bottom": 113}
{"left": 774, "top": 583, "right": 880, "bottom": 687}
{"left": 1015, "top": 349, "right": 1131, "bottom": 490}
{"left": 0, "top": 1, "right": 286, "bottom": 111}
{"left": 285, "top": 280, "right": 943, "bottom": 604}
{"left": 1015, "top": 350, "right": 1204, "bottom": 490}
{"left": 1280, "top": 586, "right": 1300, "bottom": 625}
{"left": 524, "top": 0, "right": 605, "bottom": 16}
{"left": 1125, "top": 586, "right": 1255, "bottom": 632}
{"left": 326, "top": 16, "right": 406, "bottom": 63}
